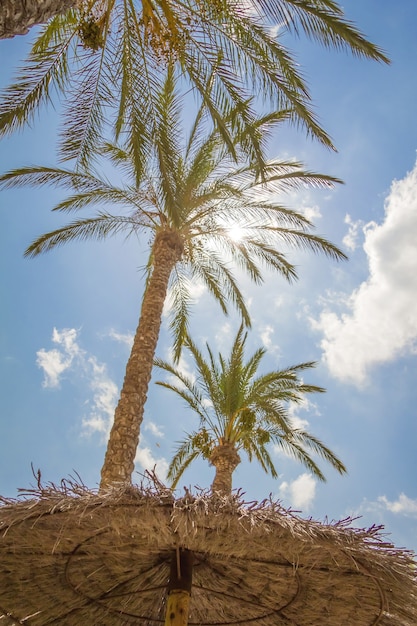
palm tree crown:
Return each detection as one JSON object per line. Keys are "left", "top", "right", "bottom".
{"left": 0, "top": 0, "right": 389, "bottom": 169}
{"left": 155, "top": 326, "right": 347, "bottom": 496}
{"left": 0, "top": 72, "right": 346, "bottom": 489}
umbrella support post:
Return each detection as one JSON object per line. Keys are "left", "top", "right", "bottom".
{"left": 165, "top": 548, "right": 193, "bottom": 626}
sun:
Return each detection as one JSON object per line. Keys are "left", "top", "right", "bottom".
{"left": 227, "top": 224, "right": 245, "bottom": 242}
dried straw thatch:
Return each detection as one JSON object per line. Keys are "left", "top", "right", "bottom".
{"left": 0, "top": 474, "right": 415, "bottom": 625}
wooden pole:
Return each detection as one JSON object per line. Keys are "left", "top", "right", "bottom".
{"left": 164, "top": 549, "right": 193, "bottom": 626}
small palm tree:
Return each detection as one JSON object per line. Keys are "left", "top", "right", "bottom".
{"left": 0, "top": 0, "right": 388, "bottom": 168}
{"left": 155, "top": 326, "right": 347, "bottom": 496}
{"left": 0, "top": 71, "right": 346, "bottom": 489}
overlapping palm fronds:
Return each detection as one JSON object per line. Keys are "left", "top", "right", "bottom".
{"left": 156, "top": 325, "right": 346, "bottom": 494}
{"left": 0, "top": 0, "right": 389, "bottom": 171}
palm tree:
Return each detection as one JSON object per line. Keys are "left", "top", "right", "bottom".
{"left": 0, "top": 1, "right": 388, "bottom": 169}
{"left": 155, "top": 326, "right": 347, "bottom": 497}
{"left": 0, "top": 71, "right": 346, "bottom": 489}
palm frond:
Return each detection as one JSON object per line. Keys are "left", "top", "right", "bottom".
{"left": 1, "top": 0, "right": 389, "bottom": 169}
{"left": 166, "top": 266, "right": 193, "bottom": 362}
{"left": 51, "top": 189, "right": 148, "bottom": 215}
{"left": 185, "top": 335, "right": 222, "bottom": 411}
{"left": 184, "top": 58, "right": 241, "bottom": 162}
{"left": 247, "top": 163, "right": 344, "bottom": 194}
{"left": 0, "top": 165, "right": 107, "bottom": 192}
{"left": 274, "top": 436, "right": 327, "bottom": 481}
{"left": 59, "top": 43, "right": 113, "bottom": 167}
{"left": 24, "top": 213, "right": 134, "bottom": 257}
{"left": 289, "top": 429, "right": 347, "bottom": 475}
{"left": 253, "top": 225, "right": 348, "bottom": 261}
{"left": 207, "top": 229, "right": 299, "bottom": 283}
{"left": 153, "top": 363, "right": 209, "bottom": 424}
{"left": 243, "top": 437, "right": 279, "bottom": 479}
{"left": 0, "top": 12, "right": 79, "bottom": 136}
{"left": 167, "top": 437, "right": 202, "bottom": 487}
{"left": 256, "top": 0, "right": 389, "bottom": 62}
{"left": 160, "top": 325, "right": 345, "bottom": 488}
{"left": 112, "top": 0, "right": 159, "bottom": 183}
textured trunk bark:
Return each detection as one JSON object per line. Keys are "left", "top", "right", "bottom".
{"left": 100, "top": 229, "right": 183, "bottom": 490}
{"left": 209, "top": 443, "right": 241, "bottom": 497}
{"left": 0, "top": 0, "right": 76, "bottom": 38}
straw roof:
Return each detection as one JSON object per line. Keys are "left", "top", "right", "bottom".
{"left": 0, "top": 475, "right": 415, "bottom": 625}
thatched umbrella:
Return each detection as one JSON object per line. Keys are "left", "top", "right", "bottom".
{"left": 0, "top": 475, "right": 415, "bottom": 625}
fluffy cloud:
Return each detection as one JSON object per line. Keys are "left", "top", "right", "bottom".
{"left": 37, "top": 328, "right": 119, "bottom": 438}
{"left": 355, "top": 492, "right": 417, "bottom": 526}
{"left": 312, "top": 161, "right": 417, "bottom": 385}
{"left": 36, "top": 328, "right": 80, "bottom": 388}
{"left": 259, "top": 324, "right": 276, "bottom": 350}
{"left": 378, "top": 493, "right": 417, "bottom": 517}
{"left": 301, "top": 204, "right": 322, "bottom": 223}
{"left": 144, "top": 420, "right": 164, "bottom": 438}
{"left": 108, "top": 329, "right": 134, "bottom": 348}
{"left": 134, "top": 446, "right": 169, "bottom": 480}
{"left": 343, "top": 214, "right": 365, "bottom": 252}
{"left": 279, "top": 473, "right": 316, "bottom": 510}
{"left": 81, "top": 358, "right": 119, "bottom": 439}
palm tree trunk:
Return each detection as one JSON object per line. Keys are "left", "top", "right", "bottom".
{"left": 0, "top": 0, "right": 76, "bottom": 38}
{"left": 209, "top": 443, "right": 240, "bottom": 497}
{"left": 100, "top": 229, "right": 183, "bottom": 490}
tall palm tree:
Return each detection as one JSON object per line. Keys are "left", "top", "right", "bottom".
{"left": 155, "top": 326, "right": 346, "bottom": 497}
{"left": 0, "top": 1, "right": 388, "bottom": 169}
{"left": 0, "top": 71, "right": 346, "bottom": 489}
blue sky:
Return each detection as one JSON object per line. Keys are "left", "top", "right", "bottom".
{"left": 1, "top": 1, "right": 416, "bottom": 553}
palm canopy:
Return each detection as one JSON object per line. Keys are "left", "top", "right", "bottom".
{"left": 0, "top": 72, "right": 346, "bottom": 488}
{"left": 155, "top": 326, "right": 347, "bottom": 495}
{"left": 0, "top": 0, "right": 389, "bottom": 169}
{"left": 0, "top": 70, "right": 346, "bottom": 359}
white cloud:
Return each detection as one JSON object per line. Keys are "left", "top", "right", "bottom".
{"left": 279, "top": 473, "right": 316, "bottom": 510}
{"left": 108, "top": 329, "right": 134, "bottom": 348}
{"left": 378, "top": 493, "right": 417, "bottom": 517}
{"left": 269, "top": 23, "right": 285, "bottom": 39}
{"left": 214, "top": 321, "right": 233, "bottom": 345}
{"left": 343, "top": 213, "right": 364, "bottom": 251}
{"left": 144, "top": 420, "right": 164, "bottom": 438}
{"left": 37, "top": 328, "right": 119, "bottom": 438}
{"left": 134, "top": 446, "right": 169, "bottom": 480}
{"left": 259, "top": 324, "right": 274, "bottom": 349}
{"left": 36, "top": 348, "right": 71, "bottom": 388}
{"left": 302, "top": 204, "right": 322, "bottom": 222}
{"left": 81, "top": 357, "right": 119, "bottom": 439}
{"left": 354, "top": 493, "right": 417, "bottom": 526}
{"left": 36, "top": 328, "right": 80, "bottom": 388}
{"left": 287, "top": 408, "right": 310, "bottom": 431}
{"left": 312, "top": 161, "right": 417, "bottom": 385}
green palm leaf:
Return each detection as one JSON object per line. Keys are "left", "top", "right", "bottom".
{"left": 23, "top": 213, "right": 136, "bottom": 257}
